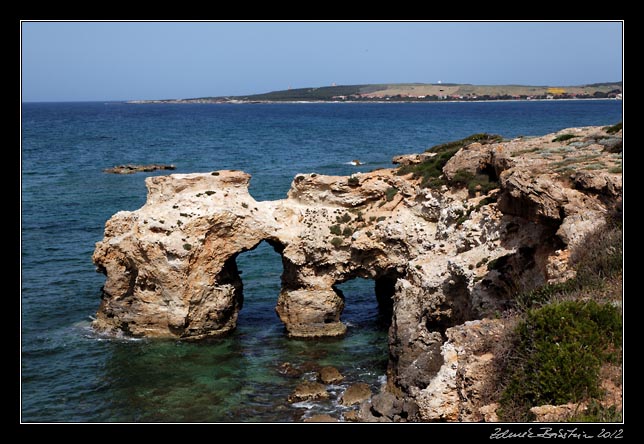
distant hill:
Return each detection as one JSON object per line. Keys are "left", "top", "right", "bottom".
{"left": 130, "top": 82, "right": 623, "bottom": 104}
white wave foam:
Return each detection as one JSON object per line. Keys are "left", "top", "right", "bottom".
{"left": 291, "top": 401, "right": 317, "bottom": 410}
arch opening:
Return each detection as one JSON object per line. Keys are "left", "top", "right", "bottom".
{"left": 233, "top": 239, "right": 287, "bottom": 330}
{"left": 332, "top": 269, "right": 402, "bottom": 331}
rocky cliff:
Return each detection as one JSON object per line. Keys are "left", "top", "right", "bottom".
{"left": 92, "top": 125, "right": 622, "bottom": 420}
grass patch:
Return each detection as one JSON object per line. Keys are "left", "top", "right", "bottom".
{"left": 608, "top": 166, "right": 622, "bottom": 174}
{"left": 552, "top": 134, "right": 578, "bottom": 143}
{"left": 604, "top": 122, "right": 622, "bottom": 134}
{"left": 342, "top": 226, "right": 353, "bottom": 237}
{"left": 336, "top": 213, "right": 352, "bottom": 224}
{"left": 396, "top": 133, "right": 501, "bottom": 188}
{"left": 385, "top": 186, "right": 399, "bottom": 202}
{"left": 450, "top": 169, "right": 499, "bottom": 196}
{"left": 329, "top": 224, "right": 342, "bottom": 236}
{"left": 330, "top": 237, "right": 343, "bottom": 248}
{"left": 584, "top": 163, "right": 606, "bottom": 171}
{"left": 567, "top": 400, "right": 622, "bottom": 422}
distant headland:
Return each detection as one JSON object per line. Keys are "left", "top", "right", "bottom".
{"left": 129, "top": 81, "right": 623, "bottom": 104}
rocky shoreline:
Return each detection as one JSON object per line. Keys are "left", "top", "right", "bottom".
{"left": 92, "top": 125, "right": 622, "bottom": 421}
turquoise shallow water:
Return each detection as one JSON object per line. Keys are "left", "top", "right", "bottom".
{"left": 21, "top": 100, "right": 622, "bottom": 422}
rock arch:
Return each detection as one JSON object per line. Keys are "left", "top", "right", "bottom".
{"left": 92, "top": 126, "right": 622, "bottom": 417}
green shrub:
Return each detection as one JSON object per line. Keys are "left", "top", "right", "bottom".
{"left": 604, "top": 122, "right": 622, "bottom": 134}
{"left": 205, "top": 190, "right": 216, "bottom": 196}
{"left": 567, "top": 400, "right": 622, "bottom": 422}
{"left": 376, "top": 216, "right": 386, "bottom": 222}
{"left": 342, "top": 226, "right": 353, "bottom": 237}
{"left": 476, "top": 257, "right": 489, "bottom": 268}
{"left": 211, "top": 171, "right": 220, "bottom": 176}
{"left": 514, "top": 221, "right": 622, "bottom": 310}
{"left": 385, "top": 187, "right": 399, "bottom": 201}
{"left": 337, "top": 213, "right": 352, "bottom": 223}
{"left": 330, "top": 237, "right": 343, "bottom": 248}
{"left": 241, "top": 202, "right": 249, "bottom": 209}
{"left": 183, "top": 243, "right": 192, "bottom": 251}
{"left": 329, "top": 224, "right": 342, "bottom": 235}
{"left": 451, "top": 169, "right": 499, "bottom": 196}
{"left": 552, "top": 134, "right": 578, "bottom": 143}
{"left": 347, "top": 176, "right": 360, "bottom": 186}
{"left": 476, "top": 194, "right": 497, "bottom": 209}
{"left": 572, "top": 223, "right": 623, "bottom": 288}
{"left": 500, "top": 300, "right": 622, "bottom": 421}
{"left": 396, "top": 133, "right": 501, "bottom": 189}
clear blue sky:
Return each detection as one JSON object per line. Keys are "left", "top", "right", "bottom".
{"left": 21, "top": 21, "right": 623, "bottom": 102}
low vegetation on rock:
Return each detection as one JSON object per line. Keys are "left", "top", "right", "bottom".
{"left": 396, "top": 133, "right": 501, "bottom": 188}
{"left": 496, "top": 217, "right": 623, "bottom": 422}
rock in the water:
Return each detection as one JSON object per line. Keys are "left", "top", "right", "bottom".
{"left": 277, "top": 362, "right": 302, "bottom": 378}
{"left": 371, "top": 391, "right": 402, "bottom": 419}
{"left": 340, "top": 383, "right": 372, "bottom": 406}
{"left": 288, "top": 381, "right": 329, "bottom": 403}
{"left": 303, "top": 414, "right": 338, "bottom": 422}
{"left": 299, "top": 361, "right": 321, "bottom": 373}
{"left": 103, "top": 163, "right": 176, "bottom": 174}
{"left": 318, "top": 366, "right": 344, "bottom": 384}
{"left": 357, "top": 399, "right": 378, "bottom": 422}
{"left": 343, "top": 410, "right": 360, "bottom": 422}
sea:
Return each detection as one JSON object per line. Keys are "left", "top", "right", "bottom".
{"left": 21, "top": 100, "right": 622, "bottom": 422}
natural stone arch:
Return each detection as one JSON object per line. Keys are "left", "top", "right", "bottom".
{"left": 276, "top": 256, "right": 407, "bottom": 338}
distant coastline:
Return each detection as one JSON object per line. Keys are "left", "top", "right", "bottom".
{"left": 128, "top": 97, "right": 622, "bottom": 105}
{"left": 128, "top": 81, "right": 622, "bottom": 105}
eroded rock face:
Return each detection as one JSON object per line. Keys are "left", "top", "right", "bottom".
{"left": 93, "top": 125, "right": 622, "bottom": 418}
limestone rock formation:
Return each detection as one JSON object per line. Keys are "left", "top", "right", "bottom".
{"left": 92, "top": 125, "right": 622, "bottom": 420}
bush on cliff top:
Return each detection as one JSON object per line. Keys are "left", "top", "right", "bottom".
{"left": 604, "top": 122, "right": 622, "bottom": 135}
{"left": 499, "top": 300, "right": 621, "bottom": 421}
{"left": 396, "top": 133, "right": 501, "bottom": 188}
{"left": 498, "top": 218, "right": 623, "bottom": 422}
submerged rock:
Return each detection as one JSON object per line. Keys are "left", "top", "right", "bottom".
{"left": 277, "top": 362, "right": 302, "bottom": 378}
{"left": 287, "top": 381, "right": 329, "bottom": 403}
{"left": 317, "top": 366, "right": 344, "bottom": 384}
{"left": 103, "top": 163, "right": 176, "bottom": 174}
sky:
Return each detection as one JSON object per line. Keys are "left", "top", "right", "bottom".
{"left": 21, "top": 21, "right": 623, "bottom": 102}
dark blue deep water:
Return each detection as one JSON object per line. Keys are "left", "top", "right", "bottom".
{"left": 21, "top": 100, "right": 622, "bottom": 422}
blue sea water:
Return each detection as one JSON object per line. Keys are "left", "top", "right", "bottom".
{"left": 21, "top": 100, "right": 622, "bottom": 422}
